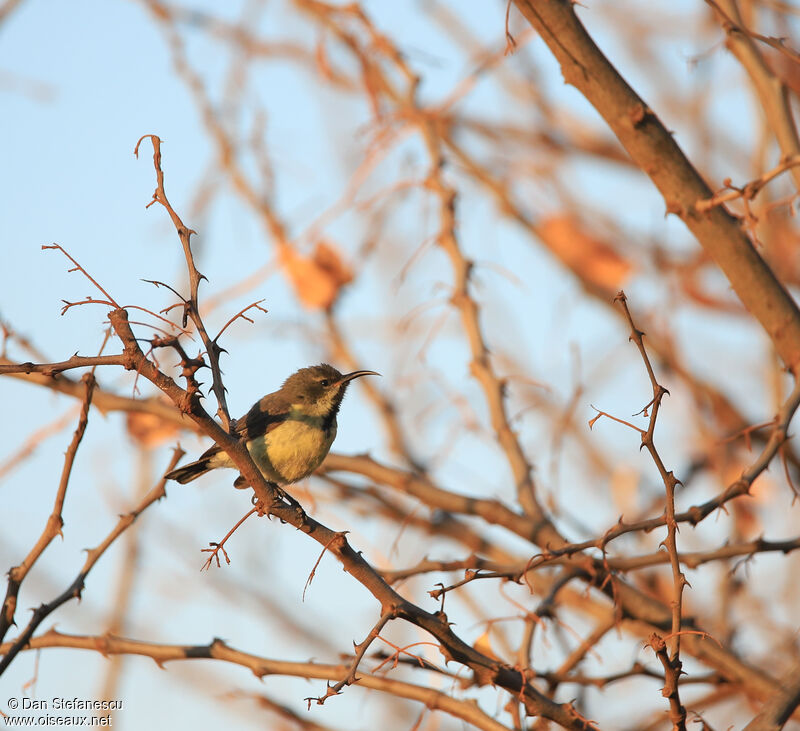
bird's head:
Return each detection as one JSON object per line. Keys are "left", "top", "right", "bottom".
{"left": 283, "top": 364, "right": 379, "bottom": 418}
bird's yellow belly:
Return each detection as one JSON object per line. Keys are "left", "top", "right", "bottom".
{"left": 247, "top": 419, "right": 336, "bottom": 484}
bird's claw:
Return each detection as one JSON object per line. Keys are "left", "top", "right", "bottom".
{"left": 251, "top": 483, "right": 296, "bottom": 515}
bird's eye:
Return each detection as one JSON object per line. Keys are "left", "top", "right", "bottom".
{"left": 319, "top": 379, "right": 330, "bottom": 387}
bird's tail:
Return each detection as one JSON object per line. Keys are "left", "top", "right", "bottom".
{"left": 164, "top": 458, "right": 212, "bottom": 484}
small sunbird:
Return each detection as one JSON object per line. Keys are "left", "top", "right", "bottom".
{"left": 165, "top": 364, "right": 379, "bottom": 488}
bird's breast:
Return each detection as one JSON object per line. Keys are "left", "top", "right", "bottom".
{"left": 247, "top": 417, "right": 337, "bottom": 484}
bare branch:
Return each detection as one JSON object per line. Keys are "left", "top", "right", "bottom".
{"left": 1, "top": 630, "right": 514, "bottom": 731}
{"left": 134, "top": 134, "right": 232, "bottom": 430}
{"left": 0, "top": 374, "right": 96, "bottom": 643}
{"left": 0, "top": 448, "right": 181, "bottom": 674}
{"left": 512, "top": 0, "right": 800, "bottom": 374}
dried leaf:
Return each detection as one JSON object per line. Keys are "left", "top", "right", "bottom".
{"left": 766, "top": 217, "right": 800, "bottom": 286}
{"left": 539, "top": 215, "right": 632, "bottom": 294}
{"left": 732, "top": 500, "right": 761, "bottom": 539}
{"left": 279, "top": 241, "right": 353, "bottom": 310}
{"left": 126, "top": 410, "right": 180, "bottom": 448}
{"left": 474, "top": 629, "right": 501, "bottom": 662}
{"left": 610, "top": 465, "right": 639, "bottom": 516}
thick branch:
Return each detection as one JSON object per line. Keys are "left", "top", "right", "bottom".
{"left": 743, "top": 659, "right": 800, "bottom": 731}
{"left": 2, "top": 630, "right": 513, "bottom": 731}
{"left": 512, "top": 0, "right": 800, "bottom": 374}
{"left": 0, "top": 355, "right": 193, "bottom": 429}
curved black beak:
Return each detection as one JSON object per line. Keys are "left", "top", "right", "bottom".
{"left": 338, "top": 369, "right": 380, "bottom": 385}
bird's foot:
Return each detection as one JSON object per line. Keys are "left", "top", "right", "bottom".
{"left": 251, "top": 482, "right": 299, "bottom": 515}
{"left": 269, "top": 481, "right": 296, "bottom": 507}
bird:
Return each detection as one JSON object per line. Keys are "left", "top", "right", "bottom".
{"left": 164, "top": 364, "right": 379, "bottom": 489}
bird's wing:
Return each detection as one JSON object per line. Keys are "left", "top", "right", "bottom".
{"left": 235, "top": 396, "right": 290, "bottom": 441}
{"left": 198, "top": 393, "right": 290, "bottom": 459}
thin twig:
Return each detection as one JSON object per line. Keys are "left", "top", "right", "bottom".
{"left": 307, "top": 612, "right": 392, "bottom": 705}
{"left": 0, "top": 374, "right": 96, "bottom": 644}
{"left": 42, "top": 244, "right": 121, "bottom": 309}
{"left": 134, "top": 134, "right": 232, "bottom": 430}
{"left": 0, "top": 448, "right": 181, "bottom": 675}
{"left": 201, "top": 508, "right": 258, "bottom": 571}
{"left": 696, "top": 155, "right": 800, "bottom": 212}
{"left": 614, "top": 292, "right": 687, "bottom": 655}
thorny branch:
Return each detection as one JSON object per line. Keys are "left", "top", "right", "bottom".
{"left": 0, "top": 630, "right": 513, "bottom": 731}
{"left": 0, "top": 449, "right": 181, "bottom": 674}
{"left": 134, "top": 134, "right": 234, "bottom": 431}
{"left": 307, "top": 612, "right": 392, "bottom": 705}
{"left": 614, "top": 292, "right": 688, "bottom": 663}
{"left": 0, "top": 374, "right": 96, "bottom": 644}
{"left": 648, "top": 633, "right": 688, "bottom": 731}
